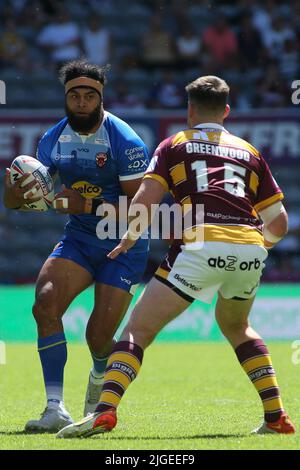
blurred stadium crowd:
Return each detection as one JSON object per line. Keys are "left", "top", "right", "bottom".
{"left": 1, "top": 0, "right": 300, "bottom": 109}
{"left": 0, "top": 0, "right": 300, "bottom": 284}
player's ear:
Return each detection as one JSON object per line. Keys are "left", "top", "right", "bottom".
{"left": 223, "top": 104, "right": 230, "bottom": 120}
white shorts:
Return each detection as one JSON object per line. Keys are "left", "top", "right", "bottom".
{"left": 156, "top": 242, "right": 268, "bottom": 304}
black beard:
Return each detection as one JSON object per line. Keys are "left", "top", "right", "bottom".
{"left": 66, "top": 103, "right": 102, "bottom": 133}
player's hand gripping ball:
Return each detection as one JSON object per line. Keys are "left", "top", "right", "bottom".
{"left": 10, "top": 155, "right": 54, "bottom": 211}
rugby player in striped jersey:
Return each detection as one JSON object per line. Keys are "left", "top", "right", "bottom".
{"left": 57, "top": 75, "right": 295, "bottom": 438}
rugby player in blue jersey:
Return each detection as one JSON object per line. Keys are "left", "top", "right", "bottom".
{"left": 3, "top": 60, "right": 149, "bottom": 432}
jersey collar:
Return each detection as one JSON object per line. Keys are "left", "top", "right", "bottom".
{"left": 193, "top": 122, "right": 229, "bottom": 133}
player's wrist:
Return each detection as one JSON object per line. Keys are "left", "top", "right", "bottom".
{"left": 125, "top": 228, "right": 140, "bottom": 241}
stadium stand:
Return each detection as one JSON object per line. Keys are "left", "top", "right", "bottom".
{"left": 0, "top": 0, "right": 299, "bottom": 283}
{"left": 1, "top": 0, "right": 299, "bottom": 109}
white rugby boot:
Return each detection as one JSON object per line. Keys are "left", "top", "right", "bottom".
{"left": 25, "top": 403, "right": 73, "bottom": 433}
{"left": 57, "top": 409, "right": 117, "bottom": 439}
{"left": 83, "top": 372, "right": 104, "bottom": 416}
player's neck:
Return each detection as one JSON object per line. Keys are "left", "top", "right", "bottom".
{"left": 191, "top": 118, "right": 224, "bottom": 128}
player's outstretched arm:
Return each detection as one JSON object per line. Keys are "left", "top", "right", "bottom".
{"left": 3, "top": 168, "right": 42, "bottom": 209}
{"left": 108, "top": 178, "right": 166, "bottom": 259}
{"left": 107, "top": 237, "right": 138, "bottom": 259}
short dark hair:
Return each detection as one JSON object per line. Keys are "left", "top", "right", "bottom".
{"left": 185, "top": 76, "right": 229, "bottom": 113}
{"left": 59, "top": 60, "right": 110, "bottom": 86}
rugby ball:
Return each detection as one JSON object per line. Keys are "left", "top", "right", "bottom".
{"left": 10, "top": 155, "right": 54, "bottom": 211}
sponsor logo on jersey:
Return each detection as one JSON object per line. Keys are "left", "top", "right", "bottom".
{"left": 58, "top": 135, "right": 72, "bottom": 142}
{"left": 128, "top": 159, "right": 148, "bottom": 170}
{"left": 207, "top": 212, "right": 253, "bottom": 224}
{"left": 208, "top": 256, "right": 261, "bottom": 271}
{"left": 121, "top": 276, "right": 132, "bottom": 285}
{"left": 77, "top": 148, "right": 89, "bottom": 152}
{"left": 95, "top": 138, "right": 109, "bottom": 145}
{"left": 96, "top": 152, "right": 108, "bottom": 168}
{"left": 125, "top": 146, "right": 145, "bottom": 160}
{"left": 71, "top": 181, "right": 102, "bottom": 199}
{"left": 54, "top": 154, "right": 74, "bottom": 161}
{"left": 174, "top": 273, "right": 200, "bottom": 291}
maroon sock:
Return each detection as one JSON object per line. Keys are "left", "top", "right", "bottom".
{"left": 235, "top": 339, "right": 284, "bottom": 423}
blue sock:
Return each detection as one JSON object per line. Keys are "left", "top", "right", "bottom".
{"left": 38, "top": 332, "right": 67, "bottom": 407}
{"left": 90, "top": 339, "right": 116, "bottom": 382}
{"left": 91, "top": 353, "right": 110, "bottom": 382}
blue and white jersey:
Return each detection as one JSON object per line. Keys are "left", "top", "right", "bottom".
{"left": 37, "top": 111, "right": 149, "bottom": 253}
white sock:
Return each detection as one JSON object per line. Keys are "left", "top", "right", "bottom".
{"left": 90, "top": 368, "right": 104, "bottom": 385}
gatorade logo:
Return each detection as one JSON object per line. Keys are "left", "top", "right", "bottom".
{"left": 71, "top": 181, "right": 102, "bottom": 199}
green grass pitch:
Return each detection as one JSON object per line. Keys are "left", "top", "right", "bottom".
{"left": 0, "top": 342, "right": 299, "bottom": 450}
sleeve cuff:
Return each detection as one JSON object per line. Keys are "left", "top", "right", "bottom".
{"left": 119, "top": 172, "right": 145, "bottom": 181}
{"left": 254, "top": 193, "right": 284, "bottom": 212}
{"left": 143, "top": 173, "right": 169, "bottom": 191}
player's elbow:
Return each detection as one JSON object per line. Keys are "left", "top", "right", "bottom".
{"left": 280, "top": 211, "right": 288, "bottom": 237}
{"left": 266, "top": 211, "right": 288, "bottom": 239}
{"left": 259, "top": 202, "right": 288, "bottom": 240}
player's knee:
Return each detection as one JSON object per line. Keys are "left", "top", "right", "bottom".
{"left": 219, "top": 319, "right": 249, "bottom": 337}
{"left": 32, "top": 285, "right": 59, "bottom": 323}
{"left": 122, "top": 321, "right": 155, "bottom": 348}
{"left": 85, "top": 328, "right": 112, "bottom": 356}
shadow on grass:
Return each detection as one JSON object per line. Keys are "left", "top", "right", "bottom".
{"left": 0, "top": 431, "right": 245, "bottom": 439}
{"left": 102, "top": 433, "right": 245, "bottom": 441}
{"left": 0, "top": 431, "right": 56, "bottom": 436}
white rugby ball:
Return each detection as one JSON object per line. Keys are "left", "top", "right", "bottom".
{"left": 10, "top": 155, "right": 54, "bottom": 212}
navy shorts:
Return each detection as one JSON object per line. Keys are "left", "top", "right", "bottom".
{"left": 49, "top": 234, "right": 148, "bottom": 294}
